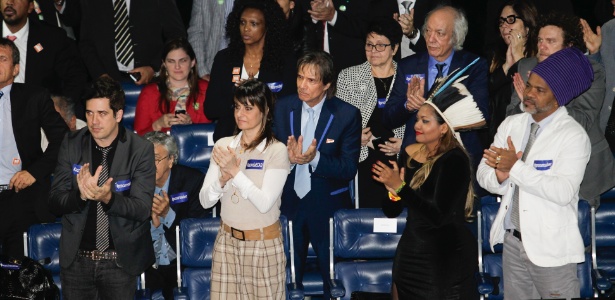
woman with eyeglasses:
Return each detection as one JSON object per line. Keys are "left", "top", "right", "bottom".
{"left": 134, "top": 38, "right": 211, "bottom": 136}
{"left": 487, "top": 0, "right": 538, "bottom": 139}
{"left": 336, "top": 18, "right": 405, "bottom": 208}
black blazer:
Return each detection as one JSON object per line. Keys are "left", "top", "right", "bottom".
{"left": 78, "top": 0, "right": 186, "bottom": 81}
{"left": 163, "top": 164, "right": 208, "bottom": 253}
{"left": 204, "top": 48, "right": 298, "bottom": 142}
{"left": 11, "top": 83, "right": 68, "bottom": 222}
{"left": 29, "top": 0, "right": 81, "bottom": 38}
{"left": 49, "top": 127, "right": 156, "bottom": 276}
{"left": 1, "top": 20, "right": 86, "bottom": 103}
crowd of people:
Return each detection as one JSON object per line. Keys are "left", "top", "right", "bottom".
{"left": 0, "top": 0, "right": 614, "bottom": 299}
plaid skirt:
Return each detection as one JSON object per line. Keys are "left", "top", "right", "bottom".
{"left": 210, "top": 227, "right": 286, "bottom": 300}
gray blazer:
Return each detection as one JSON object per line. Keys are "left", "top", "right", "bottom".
{"left": 508, "top": 57, "right": 615, "bottom": 206}
{"left": 592, "top": 19, "right": 615, "bottom": 132}
{"left": 187, "top": 0, "right": 231, "bottom": 77}
{"left": 336, "top": 61, "right": 405, "bottom": 162}
{"left": 49, "top": 127, "right": 156, "bottom": 276}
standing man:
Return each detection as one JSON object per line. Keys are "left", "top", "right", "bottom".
{"left": 1, "top": 0, "right": 86, "bottom": 107}
{"left": 0, "top": 38, "right": 67, "bottom": 258}
{"left": 143, "top": 131, "right": 208, "bottom": 300}
{"left": 78, "top": 0, "right": 185, "bottom": 85}
{"left": 383, "top": 5, "right": 489, "bottom": 185}
{"left": 477, "top": 47, "right": 593, "bottom": 299}
{"left": 273, "top": 51, "right": 361, "bottom": 299}
{"left": 49, "top": 77, "right": 156, "bottom": 299}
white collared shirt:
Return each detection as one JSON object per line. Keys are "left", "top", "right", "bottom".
{"left": 0, "top": 84, "right": 21, "bottom": 184}
{"left": 3, "top": 20, "right": 29, "bottom": 83}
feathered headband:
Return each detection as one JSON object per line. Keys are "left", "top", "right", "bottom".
{"left": 423, "top": 58, "right": 486, "bottom": 147}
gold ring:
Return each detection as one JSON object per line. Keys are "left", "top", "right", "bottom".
{"left": 496, "top": 155, "right": 502, "bottom": 162}
{"left": 517, "top": 33, "right": 521, "bottom": 39}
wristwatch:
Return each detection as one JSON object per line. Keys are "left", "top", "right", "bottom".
{"left": 408, "top": 28, "right": 419, "bottom": 39}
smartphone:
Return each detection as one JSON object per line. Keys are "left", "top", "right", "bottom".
{"left": 175, "top": 110, "right": 186, "bottom": 116}
{"left": 129, "top": 72, "right": 141, "bottom": 82}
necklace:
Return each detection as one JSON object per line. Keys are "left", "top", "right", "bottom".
{"left": 375, "top": 76, "right": 393, "bottom": 95}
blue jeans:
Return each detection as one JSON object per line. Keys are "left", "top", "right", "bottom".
{"left": 61, "top": 255, "right": 136, "bottom": 300}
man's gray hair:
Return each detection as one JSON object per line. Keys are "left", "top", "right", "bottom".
{"left": 51, "top": 94, "right": 75, "bottom": 124}
{"left": 423, "top": 6, "right": 468, "bottom": 51}
{"left": 143, "top": 131, "right": 179, "bottom": 165}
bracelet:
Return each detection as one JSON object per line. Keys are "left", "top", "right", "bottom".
{"left": 388, "top": 192, "right": 401, "bottom": 202}
{"left": 394, "top": 181, "right": 406, "bottom": 194}
{"left": 408, "top": 28, "right": 418, "bottom": 39}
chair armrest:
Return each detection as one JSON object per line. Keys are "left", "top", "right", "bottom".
{"left": 287, "top": 282, "right": 305, "bottom": 300}
{"left": 329, "top": 278, "right": 345, "bottom": 298}
{"left": 173, "top": 287, "right": 189, "bottom": 300}
{"left": 475, "top": 272, "right": 494, "bottom": 295}
{"left": 134, "top": 288, "right": 151, "bottom": 300}
{"left": 592, "top": 268, "right": 612, "bottom": 292}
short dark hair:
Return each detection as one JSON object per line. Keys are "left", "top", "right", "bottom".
{"left": 367, "top": 18, "right": 403, "bottom": 46}
{"left": 88, "top": 77, "right": 125, "bottom": 115}
{"left": 0, "top": 39, "right": 19, "bottom": 66}
{"left": 537, "top": 12, "right": 586, "bottom": 53}
{"left": 297, "top": 51, "right": 336, "bottom": 98}
{"left": 234, "top": 79, "right": 276, "bottom": 150}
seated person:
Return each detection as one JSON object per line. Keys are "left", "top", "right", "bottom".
{"left": 41, "top": 94, "right": 86, "bottom": 151}
{"left": 143, "top": 131, "right": 209, "bottom": 299}
{"left": 135, "top": 38, "right": 211, "bottom": 136}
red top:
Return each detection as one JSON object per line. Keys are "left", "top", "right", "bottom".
{"left": 134, "top": 79, "right": 211, "bottom": 135}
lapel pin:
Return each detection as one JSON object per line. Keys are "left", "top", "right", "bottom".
{"left": 34, "top": 43, "right": 44, "bottom": 52}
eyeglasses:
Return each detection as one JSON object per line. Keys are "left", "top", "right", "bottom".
{"left": 155, "top": 155, "right": 170, "bottom": 165}
{"left": 365, "top": 43, "right": 392, "bottom": 52}
{"left": 499, "top": 15, "right": 523, "bottom": 26}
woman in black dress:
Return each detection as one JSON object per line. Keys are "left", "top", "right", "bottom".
{"left": 373, "top": 74, "right": 484, "bottom": 299}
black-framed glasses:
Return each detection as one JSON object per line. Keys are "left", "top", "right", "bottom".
{"left": 155, "top": 155, "right": 170, "bottom": 165}
{"left": 499, "top": 15, "right": 522, "bottom": 26}
{"left": 365, "top": 43, "right": 392, "bottom": 52}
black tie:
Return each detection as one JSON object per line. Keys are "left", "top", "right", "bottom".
{"left": 435, "top": 63, "right": 446, "bottom": 80}
{"left": 96, "top": 146, "right": 111, "bottom": 252}
{"left": 114, "top": 0, "right": 134, "bottom": 66}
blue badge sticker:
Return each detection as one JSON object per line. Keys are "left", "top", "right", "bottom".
{"left": 533, "top": 160, "right": 553, "bottom": 171}
{"left": 246, "top": 159, "right": 265, "bottom": 170}
{"left": 170, "top": 192, "right": 188, "bottom": 204}
{"left": 72, "top": 164, "right": 82, "bottom": 175}
{"left": 405, "top": 74, "right": 425, "bottom": 83}
{"left": 267, "top": 82, "right": 283, "bottom": 93}
{"left": 377, "top": 98, "right": 387, "bottom": 108}
{"left": 114, "top": 179, "right": 131, "bottom": 192}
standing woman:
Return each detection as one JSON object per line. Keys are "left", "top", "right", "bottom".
{"left": 134, "top": 38, "right": 211, "bottom": 136}
{"left": 336, "top": 18, "right": 405, "bottom": 208}
{"left": 373, "top": 75, "right": 485, "bottom": 299}
{"left": 488, "top": 0, "right": 538, "bottom": 139}
{"left": 205, "top": 0, "right": 297, "bottom": 142}
{"left": 199, "top": 80, "right": 289, "bottom": 299}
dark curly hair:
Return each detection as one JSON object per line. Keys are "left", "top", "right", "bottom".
{"left": 157, "top": 37, "right": 200, "bottom": 114}
{"left": 536, "top": 12, "right": 586, "bottom": 53}
{"left": 225, "top": 0, "right": 290, "bottom": 73}
{"left": 89, "top": 76, "right": 125, "bottom": 116}
{"left": 233, "top": 79, "right": 276, "bottom": 150}
{"left": 490, "top": 0, "right": 539, "bottom": 73}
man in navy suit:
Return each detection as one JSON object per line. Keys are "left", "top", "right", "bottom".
{"left": 383, "top": 5, "right": 489, "bottom": 172}
{"left": 273, "top": 51, "right": 361, "bottom": 298}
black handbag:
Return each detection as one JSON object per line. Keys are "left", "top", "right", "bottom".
{"left": 0, "top": 255, "right": 59, "bottom": 300}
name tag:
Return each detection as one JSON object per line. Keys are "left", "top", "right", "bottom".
{"left": 267, "top": 82, "right": 283, "bottom": 93}
{"left": 405, "top": 74, "right": 425, "bottom": 83}
{"left": 377, "top": 98, "right": 386, "bottom": 108}
{"left": 114, "top": 179, "right": 131, "bottom": 192}
{"left": 170, "top": 192, "right": 188, "bottom": 204}
{"left": 533, "top": 160, "right": 553, "bottom": 171}
{"left": 72, "top": 164, "right": 82, "bottom": 175}
{"left": 246, "top": 159, "right": 264, "bottom": 170}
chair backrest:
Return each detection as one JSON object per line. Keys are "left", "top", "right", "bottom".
{"left": 594, "top": 202, "right": 615, "bottom": 248}
{"left": 171, "top": 124, "right": 216, "bottom": 174}
{"left": 121, "top": 81, "right": 143, "bottom": 132}
{"left": 27, "top": 223, "right": 62, "bottom": 275}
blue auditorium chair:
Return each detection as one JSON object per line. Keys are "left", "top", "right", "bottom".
{"left": 25, "top": 223, "right": 63, "bottom": 295}
{"left": 593, "top": 202, "right": 615, "bottom": 294}
{"left": 120, "top": 81, "right": 143, "bottom": 132}
{"left": 476, "top": 200, "right": 596, "bottom": 299}
{"left": 170, "top": 123, "right": 216, "bottom": 174}
{"left": 328, "top": 208, "right": 407, "bottom": 300}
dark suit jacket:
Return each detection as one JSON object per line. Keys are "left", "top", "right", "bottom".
{"left": 383, "top": 50, "right": 489, "bottom": 168}
{"left": 29, "top": 0, "right": 81, "bottom": 38}
{"left": 78, "top": 0, "right": 186, "bottom": 81}
{"left": 204, "top": 48, "right": 298, "bottom": 142}
{"left": 11, "top": 83, "right": 68, "bottom": 222}
{"left": 163, "top": 164, "right": 208, "bottom": 253}
{"left": 1, "top": 20, "right": 86, "bottom": 103}
{"left": 49, "top": 127, "right": 156, "bottom": 276}
{"left": 272, "top": 95, "right": 361, "bottom": 218}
